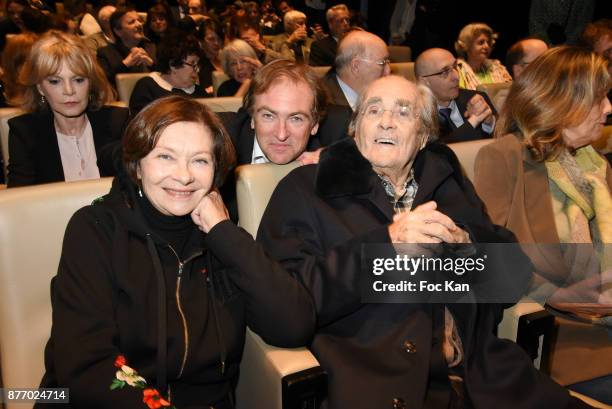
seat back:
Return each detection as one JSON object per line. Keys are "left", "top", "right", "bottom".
{"left": 447, "top": 139, "right": 494, "bottom": 182}
{"left": 0, "top": 178, "right": 113, "bottom": 409}
{"left": 0, "top": 107, "right": 25, "bottom": 181}
{"left": 196, "top": 97, "right": 243, "bottom": 112}
{"left": 476, "top": 82, "right": 512, "bottom": 112}
{"left": 390, "top": 62, "right": 415, "bottom": 81}
{"left": 115, "top": 72, "right": 149, "bottom": 103}
{"left": 235, "top": 162, "right": 301, "bottom": 237}
{"left": 388, "top": 45, "right": 412, "bottom": 62}
{"left": 234, "top": 162, "right": 322, "bottom": 409}
{"left": 212, "top": 71, "right": 231, "bottom": 97}
{"left": 310, "top": 65, "right": 331, "bottom": 78}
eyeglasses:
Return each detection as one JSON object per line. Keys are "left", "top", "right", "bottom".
{"left": 361, "top": 103, "right": 415, "bottom": 122}
{"left": 421, "top": 61, "right": 459, "bottom": 79}
{"left": 359, "top": 57, "right": 391, "bottom": 67}
{"left": 182, "top": 61, "right": 200, "bottom": 72}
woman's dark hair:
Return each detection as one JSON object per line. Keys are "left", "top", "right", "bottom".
{"left": 144, "top": 2, "right": 176, "bottom": 41}
{"left": 5, "top": 0, "right": 29, "bottom": 11}
{"left": 21, "top": 6, "right": 52, "bottom": 33}
{"left": 201, "top": 18, "right": 224, "bottom": 42}
{"left": 156, "top": 31, "right": 203, "bottom": 74}
{"left": 123, "top": 96, "right": 236, "bottom": 188}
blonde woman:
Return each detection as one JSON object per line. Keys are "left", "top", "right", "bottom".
{"left": 454, "top": 22, "right": 512, "bottom": 90}
{"left": 217, "top": 39, "right": 261, "bottom": 97}
{"left": 7, "top": 30, "right": 128, "bottom": 187}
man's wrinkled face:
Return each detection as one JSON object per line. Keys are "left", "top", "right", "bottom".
{"left": 252, "top": 79, "right": 319, "bottom": 164}
{"left": 354, "top": 77, "right": 427, "bottom": 175}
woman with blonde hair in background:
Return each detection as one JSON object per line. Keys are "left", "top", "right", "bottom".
{"left": 217, "top": 38, "right": 261, "bottom": 97}
{"left": 7, "top": 30, "right": 129, "bottom": 187}
{"left": 454, "top": 22, "right": 512, "bottom": 90}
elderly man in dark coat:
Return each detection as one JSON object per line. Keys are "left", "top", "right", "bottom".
{"left": 253, "top": 76, "right": 594, "bottom": 409}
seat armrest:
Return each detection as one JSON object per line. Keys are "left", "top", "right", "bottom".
{"left": 498, "top": 302, "right": 555, "bottom": 371}
{"left": 236, "top": 329, "right": 325, "bottom": 409}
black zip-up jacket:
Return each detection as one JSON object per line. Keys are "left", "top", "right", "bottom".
{"left": 38, "top": 174, "right": 315, "bottom": 409}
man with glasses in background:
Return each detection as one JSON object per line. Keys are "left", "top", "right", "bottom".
{"left": 323, "top": 30, "right": 391, "bottom": 110}
{"left": 309, "top": 3, "right": 351, "bottom": 66}
{"left": 415, "top": 48, "right": 496, "bottom": 143}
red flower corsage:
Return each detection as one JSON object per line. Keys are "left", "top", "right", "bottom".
{"left": 109, "top": 354, "right": 176, "bottom": 409}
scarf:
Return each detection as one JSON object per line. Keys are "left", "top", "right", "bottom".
{"left": 545, "top": 146, "right": 612, "bottom": 307}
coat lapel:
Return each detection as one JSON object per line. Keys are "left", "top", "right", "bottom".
{"left": 412, "top": 148, "right": 454, "bottom": 207}
{"left": 37, "top": 109, "right": 64, "bottom": 181}
{"left": 521, "top": 149, "right": 571, "bottom": 277}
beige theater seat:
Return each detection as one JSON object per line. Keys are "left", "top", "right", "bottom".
{"left": 196, "top": 96, "right": 243, "bottom": 112}
{"left": 476, "top": 82, "right": 512, "bottom": 112}
{"left": 388, "top": 45, "right": 412, "bottom": 62}
{"left": 235, "top": 162, "right": 326, "bottom": 409}
{"left": 115, "top": 72, "right": 149, "bottom": 103}
{"left": 448, "top": 138, "right": 494, "bottom": 182}
{"left": 310, "top": 65, "right": 331, "bottom": 78}
{"left": 390, "top": 62, "right": 415, "bottom": 82}
{"left": 212, "top": 71, "right": 231, "bottom": 97}
{"left": 0, "top": 178, "right": 113, "bottom": 409}
{"left": 0, "top": 107, "right": 25, "bottom": 181}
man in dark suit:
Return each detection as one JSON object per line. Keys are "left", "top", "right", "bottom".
{"left": 416, "top": 48, "right": 496, "bottom": 143}
{"left": 219, "top": 59, "right": 351, "bottom": 219}
{"left": 308, "top": 3, "right": 350, "bottom": 66}
{"left": 253, "top": 74, "right": 591, "bottom": 409}
{"left": 322, "top": 30, "right": 390, "bottom": 110}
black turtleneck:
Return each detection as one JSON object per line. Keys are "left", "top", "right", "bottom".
{"left": 137, "top": 192, "right": 196, "bottom": 258}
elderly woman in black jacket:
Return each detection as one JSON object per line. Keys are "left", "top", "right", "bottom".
{"left": 38, "top": 96, "right": 313, "bottom": 409}
{"left": 7, "top": 30, "right": 128, "bottom": 187}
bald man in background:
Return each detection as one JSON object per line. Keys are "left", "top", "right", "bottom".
{"left": 506, "top": 38, "right": 549, "bottom": 79}
{"left": 416, "top": 48, "right": 496, "bottom": 143}
{"left": 322, "top": 30, "right": 391, "bottom": 110}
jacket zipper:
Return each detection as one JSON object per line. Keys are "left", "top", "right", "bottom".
{"left": 167, "top": 245, "right": 202, "bottom": 379}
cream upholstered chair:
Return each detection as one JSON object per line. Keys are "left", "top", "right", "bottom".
{"left": 212, "top": 71, "right": 231, "bottom": 97}
{"left": 388, "top": 45, "right": 411, "bottom": 62}
{"left": 196, "top": 96, "right": 243, "bottom": 113}
{"left": 310, "top": 65, "right": 331, "bottom": 78}
{"left": 476, "top": 82, "right": 512, "bottom": 112}
{"left": 447, "top": 138, "right": 494, "bottom": 182}
{"left": 0, "top": 178, "right": 113, "bottom": 409}
{"left": 390, "top": 62, "right": 415, "bottom": 82}
{"left": 234, "top": 162, "right": 326, "bottom": 409}
{"left": 115, "top": 72, "right": 149, "bottom": 103}
{"left": 0, "top": 107, "right": 24, "bottom": 182}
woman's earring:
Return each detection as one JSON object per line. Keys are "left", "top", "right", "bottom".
{"left": 40, "top": 94, "right": 46, "bottom": 105}
{"left": 138, "top": 187, "right": 143, "bottom": 198}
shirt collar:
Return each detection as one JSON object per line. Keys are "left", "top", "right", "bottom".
{"left": 336, "top": 74, "right": 359, "bottom": 110}
{"left": 149, "top": 72, "right": 196, "bottom": 94}
{"left": 251, "top": 135, "right": 270, "bottom": 164}
{"left": 376, "top": 169, "right": 418, "bottom": 213}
